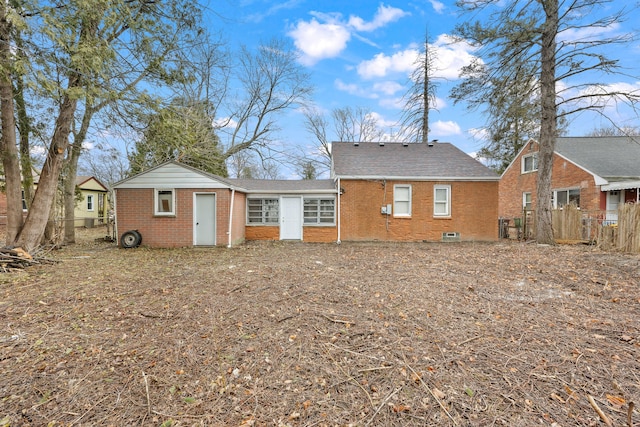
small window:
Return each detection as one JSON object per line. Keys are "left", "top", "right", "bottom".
{"left": 522, "top": 153, "right": 538, "bottom": 173}
{"left": 523, "top": 192, "right": 532, "bottom": 211}
{"left": 393, "top": 185, "right": 411, "bottom": 217}
{"left": 87, "top": 194, "right": 94, "bottom": 211}
{"left": 434, "top": 185, "right": 451, "bottom": 217}
{"left": 21, "top": 190, "right": 27, "bottom": 211}
{"left": 304, "top": 198, "right": 335, "bottom": 224}
{"left": 155, "top": 189, "right": 175, "bottom": 215}
{"left": 553, "top": 188, "right": 580, "bottom": 208}
{"left": 247, "top": 198, "right": 279, "bottom": 224}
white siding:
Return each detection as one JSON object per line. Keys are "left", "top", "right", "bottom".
{"left": 114, "top": 163, "right": 231, "bottom": 189}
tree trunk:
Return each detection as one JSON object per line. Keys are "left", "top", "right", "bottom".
{"left": 0, "top": 3, "right": 23, "bottom": 245}
{"left": 16, "top": 75, "right": 35, "bottom": 210}
{"left": 63, "top": 106, "right": 93, "bottom": 244}
{"left": 14, "top": 74, "right": 80, "bottom": 252}
{"left": 535, "top": 0, "right": 559, "bottom": 245}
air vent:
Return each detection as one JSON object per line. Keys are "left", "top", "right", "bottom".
{"left": 442, "top": 232, "right": 460, "bottom": 242}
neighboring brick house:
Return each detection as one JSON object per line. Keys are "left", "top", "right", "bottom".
{"left": 499, "top": 136, "right": 640, "bottom": 222}
{"left": 113, "top": 141, "right": 500, "bottom": 248}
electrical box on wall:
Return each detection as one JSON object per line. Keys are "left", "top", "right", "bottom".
{"left": 381, "top": 204, "right": 392, "bottom": 215}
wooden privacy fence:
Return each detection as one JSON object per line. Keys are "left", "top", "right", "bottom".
{"left": 597, "top": 203, "right": 640, "bottom": 253}
{"left": 511, "top": 204, "right": 640, "bottom": 252}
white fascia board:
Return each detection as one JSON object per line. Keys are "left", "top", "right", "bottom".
{"left": 246, "top": 189, "right": 337, "bottom": 196}
{"left": 335, "top": 175, "right": 500, "bottom": 181}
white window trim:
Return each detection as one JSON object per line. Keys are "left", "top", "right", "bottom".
{"left": 154, "top": 188, "right": 176, "bottom": 216}
{"left": 521, "top": 152, "right": 538, "bottom": 174}
{"left": 246, "top": 197, "right": 279, "bottom": 225}
{"left": 303, "top": 197, "right": 336, "bottom": 225}
{"left": 86, "top": 194, "right": 95, "bottom": 211}
{"left": 433, "top": 185, "right": 451, "bottom": 217}
{"left": 393, "top": 184, "right": 412, "bottom": 217}
{"left": 523, "top": 192, "right": 532, "bottom": 211}
{"left": 552, "top": 188, "right": 581, "bottom": 209}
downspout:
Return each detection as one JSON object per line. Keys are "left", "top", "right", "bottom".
{"left": 227, "top": 188, "right": 235, "bottom": 248}
{"left": 337, "top": 178, "right": 341, "bottom": 244}
{"left": 113, "top": 189, "right": 118, "bottom": 245}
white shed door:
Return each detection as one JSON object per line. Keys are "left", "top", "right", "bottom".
{"left": 280, "top": 196, "right": 303, "bottom": 240}
{"left": 194, "top": 193, "right": 216, "bottom": 245}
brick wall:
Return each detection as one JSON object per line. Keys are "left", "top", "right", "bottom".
{"left": 245, "top": 223, "right": 338, "bottom": 243}
{"left": 339, "top": 179, "right": 498, "bottom": 242}
{"left": 115, "top": 188, "right": 234, "bottom": 248}
{"left": 245, "top": 225, "right": 279, "bottom": 241}
{"left": 499, "top": 141, "right": 600, "bottom": 218}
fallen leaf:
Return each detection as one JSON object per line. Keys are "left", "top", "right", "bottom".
{"left": 606, "top": 394, "right": 625, "bottom": 408}
{"left": 392, "top": 404, "right": 410, "bottom": 413}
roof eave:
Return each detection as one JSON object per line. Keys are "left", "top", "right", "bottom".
{"left": 334, "top": 175, "right": 500, "bottom": 181}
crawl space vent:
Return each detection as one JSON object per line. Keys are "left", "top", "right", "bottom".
{"left": 442, "top": 232, "right": 460, "bottom": 242}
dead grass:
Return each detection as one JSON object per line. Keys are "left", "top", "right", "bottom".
{"left": 1, "top": 226, "right": 639, "bottom": 426}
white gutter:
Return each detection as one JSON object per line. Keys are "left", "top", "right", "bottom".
{"left": 336, "top": 178, "right": 341, "bottom": 244}
{"left": 227, "top": 188, "right": 235, "bottom": 248}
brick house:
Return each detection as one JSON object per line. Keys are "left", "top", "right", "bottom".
{"left": 113, "top": 161, "right": 337, "bottom": 247}
{"left": 332, "top": 141, "right": 500, "bottom": 242}
{"left": 113, "top": 141, "right": 500, "bottom": 247}
{"left": 499, "top": 136, "right": 640, "bottom": 222}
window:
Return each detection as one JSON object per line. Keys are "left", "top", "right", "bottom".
{"left": 553, "top": 188, "right": 580, "bottom": 208}
{"left": 522, "top": 153, "right": 538, "bottom": 173}
{"left": 87, "top": 194, "right": 94, "bottom": 211}
{"left": 247, "top": 198, "right": 279, "bottom": 224}
{"left": 304, "top": 198, "right": 335, "bottom": 224}
{"left": 434, "top": 185, "right": 451, "bottom": 217}
{"left": 393, "top": 185, "right": 411, "bottom": 217}
{"left": 523, "top": 192, "right": 532, "bottom": 211}
{"left": 21, "top": 190, "right": 27, "bottom": 211}
{"left": 155, "top": 189, "right": 175, "bottom": 215}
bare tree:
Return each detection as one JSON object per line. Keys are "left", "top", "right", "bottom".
{"left": 303, "top": 105, "right": 386, "bottom": 173}
{"left": 216, "top": 38, "right": 313, "bottom": 160}
{"left": 400, "top": 28, "right": 438, "bottom": 143}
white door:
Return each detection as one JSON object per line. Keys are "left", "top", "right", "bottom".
{"left": 280, "top": 196, "right": 303, "bottom": 240}
{"left": 605, "top": 191, "right": 621, "bottom": 224}
{"left": 194, "top": 193, "right": 216, "bottom": 245}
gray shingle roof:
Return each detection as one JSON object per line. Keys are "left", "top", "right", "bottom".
{"left": 331, "top": 141, "right": 499, "bottom": 180}
{"left": 230, "top": 178, "right": 336, "bottom": 193}
{"left": 555, "top": 136, "right": 640, "bottom": 181}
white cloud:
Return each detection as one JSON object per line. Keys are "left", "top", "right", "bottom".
{"left": 372, "top": 80, "right": 404, "bottom": 96}
{"left": 357, "top": 49, "right": 418, "bottom": 79}
{"left": 431, "top": 120, "right": 462, "bottom": 136}
{"left": 347, "top": 4, "right": 409, "bottom": 32}
{"left": 428, "top": 0, "right": 446, "bottom": 14}
{"left": 431, "top": 34, "right": 479, "bottom": 80}
{"left": 288, "top": 5, "right": 409, "bottom": 66}
{"left": 334, "top": 79, "right": 379, "bottom": 99}
{"left": 288, "top": 18, "right": 351, "bottom": 66}
{"left": 355, "top": 34, "right": 479, "bottom": 80}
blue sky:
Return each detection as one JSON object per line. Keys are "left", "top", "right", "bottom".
{"left": 201, "top": 1, "right": 639, "bottom": 176}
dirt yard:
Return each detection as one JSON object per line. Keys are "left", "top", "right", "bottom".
{"left": 1, "top": 226, "right": 639, "bottom": 426}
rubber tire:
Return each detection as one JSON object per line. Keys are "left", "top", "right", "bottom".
{"left": 121, "top": 230, "right": 142, "bottom": 248}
